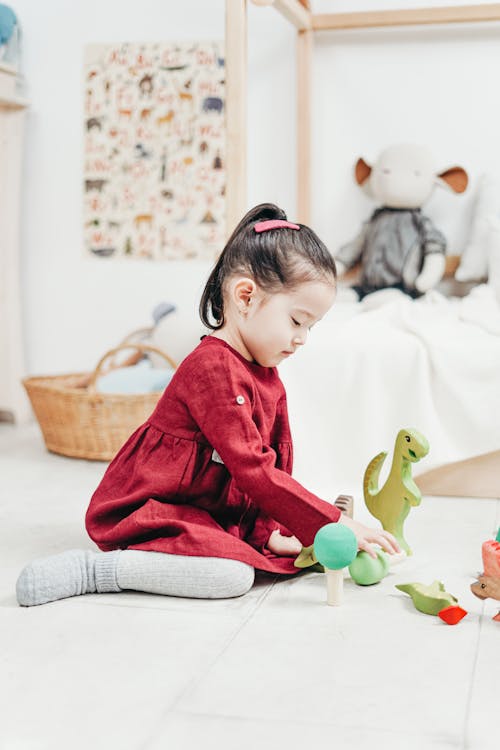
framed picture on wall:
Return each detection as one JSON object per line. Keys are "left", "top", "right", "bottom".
{"left": 83, "top": 40, "right": 225, "bottom": 260}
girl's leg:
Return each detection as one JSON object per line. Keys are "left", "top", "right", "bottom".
{"left": 116, "top": 551, "right": 255, "bottom": 599}
{"left": 16, "top": 549, "right": 255, "bottom": 607}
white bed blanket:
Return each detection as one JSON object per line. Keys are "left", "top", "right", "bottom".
{"left": 279, "top": 284, "right": 500, "bottom": 500}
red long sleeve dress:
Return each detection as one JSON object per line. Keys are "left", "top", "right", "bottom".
{"left": 85, "top": 335, "right": 341, "bottom": 574}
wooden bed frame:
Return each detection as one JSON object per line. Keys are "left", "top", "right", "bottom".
{"left": 224, "top": 1, "right": 500, "bottom": 498}
{"left": 225, "top": 0, "right": 500, "bottom": 229}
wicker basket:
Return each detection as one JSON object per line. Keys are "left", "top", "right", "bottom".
{"left": 23, "top": 343, "right": 177, "bottom": 461}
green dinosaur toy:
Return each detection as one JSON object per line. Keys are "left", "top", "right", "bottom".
{"left": 395, "top": 581, "right": 458, "bottom": 615}
{"left": 294, "top": 544, "right": 324, "bottom": 572}
{"left": 364, "top": 428, "right": 429, "bottom": 555}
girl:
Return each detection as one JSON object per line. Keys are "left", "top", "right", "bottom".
{"left": 17, "top": 203, "right": 400, "bottom": 606}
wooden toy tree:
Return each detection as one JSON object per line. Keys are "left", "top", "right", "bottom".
{"left": 313, "top": 524, "right": 357, "bottom": 606}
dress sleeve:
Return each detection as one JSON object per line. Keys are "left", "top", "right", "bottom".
{"left": 183, "top": 352, "right": 341, "bottom": 547}
{"left": 245, "top": 512, "right": 281, "bottom": 551}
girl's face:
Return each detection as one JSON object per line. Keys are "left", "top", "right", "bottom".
{"left": 232, "top": 278, "right": 336, "bottom": 367}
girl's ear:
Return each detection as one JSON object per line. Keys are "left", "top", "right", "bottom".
{"left": 232, "top": 277, "right": 257, "bottom": 311}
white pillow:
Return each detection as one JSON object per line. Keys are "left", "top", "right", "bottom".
{"left": 456, "top": 173, "right": 500, "bottom": 282}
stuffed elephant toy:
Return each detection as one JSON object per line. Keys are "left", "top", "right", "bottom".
{"left": 336, "top": 144, "right": 468, "bottom": 298}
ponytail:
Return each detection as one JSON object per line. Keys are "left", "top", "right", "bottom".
{"left": 199, "top": 203, "right": 336, "bottom": 330}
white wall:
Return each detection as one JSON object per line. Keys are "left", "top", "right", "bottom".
{"left": 11, "top": 0, "right": 500, "bottom": 374}
{"left": 312, "top": 0, "right": 500, "bottom": 253}
{"left": 13, "top": 0, "right": 296, "bottom": 374}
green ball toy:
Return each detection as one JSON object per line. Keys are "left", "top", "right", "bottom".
{"left": 348, "top": 550, "right": 389, "bottom": 586}
{"left": 314, "top": 523, "right": 358, "bottom": 569}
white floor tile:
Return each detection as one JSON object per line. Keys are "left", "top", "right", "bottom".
{"left": 466, "top": 606, "right": 500, "bottom": 750}
{"left": 171, "top": 494, "right": 499, "bottom": 744}
{"left": 145, "top": 712, "right": 464, "bottom": 750}
{"left": 1, "top": 423, "right": 499, "bottom": 750}
{"left": 0, "top": 598, "right": 261, "bottom": 750}
{"left": 171, "top": 570, "right": 479, "bottom": 737}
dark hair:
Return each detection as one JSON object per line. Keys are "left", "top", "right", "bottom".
{"left": 199, "top": 203, "right": 337, "bottom": 329}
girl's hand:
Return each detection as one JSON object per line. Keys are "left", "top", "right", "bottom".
{"left": 338, "top": 515, "right": 401, "bottom": 559}
{"left": 267, "top": 529, "right": 303, "bottom": 557}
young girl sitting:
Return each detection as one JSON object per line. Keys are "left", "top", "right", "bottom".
{"left": 16, "top": 203, "right": 400, "bottom": 606}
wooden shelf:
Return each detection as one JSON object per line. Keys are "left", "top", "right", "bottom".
{"left": 0, "top": 61, "right": 18, "bottom": 76}
{"left": 0, "top": 64, "right": 30, "bottom": 423}
{"left": 0, "top": 94, "right": 28, "bottom": 110}
{"left": 0, "top": 60, "right": 26, "bottom": 109}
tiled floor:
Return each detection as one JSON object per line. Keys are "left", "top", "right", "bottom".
{"left": 1, "top": 423, "right": 498, "bottom": 750}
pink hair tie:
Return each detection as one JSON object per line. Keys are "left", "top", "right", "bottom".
{"left": 254, "top": 219, "right": 300, "bottom": 233}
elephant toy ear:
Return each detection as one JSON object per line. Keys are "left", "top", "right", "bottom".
{"left": 354, "top": 157, "right": 375, "bottom": 199}
{"left": 436, "top": 166, "right": 468, "bottom": 194}
{"left": 354, "top": 157, "right": 372, "bottom": 186}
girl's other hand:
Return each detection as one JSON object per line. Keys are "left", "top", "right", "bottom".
{"left": 338, "top": 515, "right": 401, "bottom": 559}
{"left": 267, "top": 529, "right": 303, "bottom": 557}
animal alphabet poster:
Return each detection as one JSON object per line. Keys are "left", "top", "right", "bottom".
{"left": 83, "top": 41, "right": 225, "bottom": 260}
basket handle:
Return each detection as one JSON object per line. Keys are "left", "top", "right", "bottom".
{"left": 87, "top": 343, "right": 177, "bottom": 392}
{"left": 119, "top": 327, "right": 154, "bottom": 346}
{"left": 106, "top": 327, "right": 155, "bottom": 370}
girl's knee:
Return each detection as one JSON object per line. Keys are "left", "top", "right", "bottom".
{"left": 211, "top": 560, "right": 255, "bottom": 598}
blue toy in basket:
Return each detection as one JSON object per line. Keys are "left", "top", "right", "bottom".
{"left": 0, "top": 4, "right": 20, "bottom": 65}
{"left": 96, "top": 358, "right": 174, "bottom": 394}
{"left": 314, "top": 524, "right": 358, "bottom": 606}
{"left": 0, "top": 4, "right": 16, "bottom": 44}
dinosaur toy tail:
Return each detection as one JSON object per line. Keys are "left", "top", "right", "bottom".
{"left": 364, "top": 451, "right": 387, "bottom": 497}
{"left": 363, "top": 451, "right": 387, "bottom": 520}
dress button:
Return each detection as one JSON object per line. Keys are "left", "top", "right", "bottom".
{"left": 236, "top": 395, "right": 245, "bottom": 405}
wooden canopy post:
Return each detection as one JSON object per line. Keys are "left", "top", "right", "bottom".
{"left": 297, "top": 26, "right": 312, "bottom": 224}
{"left": 225, "top": 0, "right": 248, "bottom": 238}
{"left": 313, "top": 3, "right": 500, "bottom": 30}
{"left": 252, "top": 1, "right": 313, "bottom": 222}
{"left": 252, "top": 0, "right": 311, "bottom": 28}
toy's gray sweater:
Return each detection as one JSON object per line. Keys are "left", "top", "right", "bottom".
{"left": 337, "top": 207, "right": 446, "bottom": 295}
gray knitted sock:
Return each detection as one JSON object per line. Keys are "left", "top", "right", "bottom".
{"left": 16, "top": 549, "right": 255, "bottom": 606}
{"left": 116, "top": 550, "right": 255, "bottom": 599}
{"left": 16, "top": 549, "right": 121, "bottom": 607}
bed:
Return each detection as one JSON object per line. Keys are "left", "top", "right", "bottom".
{"left": 279, "top": 282, "right": 500, "bottom": 500}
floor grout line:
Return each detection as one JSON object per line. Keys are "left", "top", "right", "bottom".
{"left": 461, "top": 498, "right": 497, "bottom": 750}
{"left": 461, "top": 603, "right": 484, "bottom": 750}
{"left": 138, "top": 575, "right": 280, "bottom": 750}
{"left": 4, "top": 424, "right": 499, "bottom": 750}
{"left": 152, "top": 706, "right": 464, "bottom": 742}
